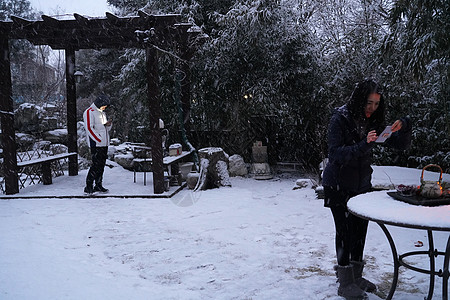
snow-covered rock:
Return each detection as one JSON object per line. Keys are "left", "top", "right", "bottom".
{"left": 114, "top": 153, "right": 135, "bottom": 170}
{"left": 14, "top": 133, "right": 36, "bottom": 150}
{"left": 33, "top": 140, "right": 51, "bottom": 150}
{"left": 107, "top": 146, "right": 119, "bottom": 161}
{"left": 14, "top": 103, "right": 45, "bottom": 133}
{"left": 228, "top": 154, "right": 248, "bottom": 177}
{"left": 110, "top": 138, "right": 121, "bottom": 146}
{"left": 294, "top": 178, "right": 317, "bottom": 189}
{"left": 42, "top": 129, "right": 68, "bottom": 145}
{"left": 49, "top": 144, "right": 68, "bottom": 155}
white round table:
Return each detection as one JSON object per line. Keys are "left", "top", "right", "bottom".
{"left": 347, "top": 191, "right": 450, "bottom": 300}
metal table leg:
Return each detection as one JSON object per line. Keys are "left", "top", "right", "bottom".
{"left": 378, "top": 226, "right": 448, "bottom": 300}
{"left": 443, "top": 234, "right": 449, "bottom": 300}
{"left": 377, "top": 222, "right": 399, "bottom": 300}
{"left": 426, "top": 230, "right": 436, "bottom": 300}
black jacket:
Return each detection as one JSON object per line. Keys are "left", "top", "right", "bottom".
{"left": 322, "top": 104, "right": 411, "bottom": 206}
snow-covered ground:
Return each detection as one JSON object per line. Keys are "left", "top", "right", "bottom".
{"left": 0, "top": 164, "right": 449, "bottom": 300}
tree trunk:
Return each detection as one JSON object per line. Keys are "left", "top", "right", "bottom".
{"left": 196, "top": 147, "right": 231, "bottom": 190}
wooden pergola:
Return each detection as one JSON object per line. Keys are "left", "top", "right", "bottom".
{"left": 0, "top": 11, "right": 199, "bottom": 195}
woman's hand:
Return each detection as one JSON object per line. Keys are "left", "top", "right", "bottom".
{"left": 391, "top": 120, "right": 403, "bottom": 132}
{"left": 367, "top": 130, "right": 378, "bottom": 143}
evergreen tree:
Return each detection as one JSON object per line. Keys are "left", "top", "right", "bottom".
{"left": 381, "top": 0, "right": 450, "bottom": 171}
{"left": 84, "top": 0, "right": 449, "bottom": 172}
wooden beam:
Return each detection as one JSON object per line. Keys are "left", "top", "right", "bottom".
{"left": 73, "top": 13, "right": 89, "bottom": 26}
{"left": 41, "top": 15, "right": 60, "bottom": 26}
{"left": 138, "top": 10, "right": 151, "bottom": 19}
{"left": 4, "top": 13, "right": 191, "bottom": 51}
{"left": 10, "top": 15, "right": 33, "bottom": 27}
{"left": 65, "top": 48, "right": 79, "bottom": 176}
{"left": 0, "top": 37, "right": 19, "bottom": 194}
{"left": 105, "top": 12, "right": 121, "bottom": 25}
{"left": 146, "top": 46, "right": 164, "bottom": 194}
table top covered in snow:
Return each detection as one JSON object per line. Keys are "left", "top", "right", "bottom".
{"left": 347, "top": 191, "right": 450, "bottom": 231}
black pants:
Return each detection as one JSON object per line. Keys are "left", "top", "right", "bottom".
{"left": 330, "top": 205, "right": 369, "bottom": 266}
{"left": 86, "top": 140, "right": 108, "bottom": 187}
{"left": 324, "top": 186, "right": 369, "bottom": 266}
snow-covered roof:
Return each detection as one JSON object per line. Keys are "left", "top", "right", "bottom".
{"left": 0, "top": 12, "right": 196, "bottom": 50}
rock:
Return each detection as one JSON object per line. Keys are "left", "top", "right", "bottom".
{"left": 107, "top": 146, "right": 118, "bottom": 160}
{"left": 41, "top": 117, "right": 58, "bottom": 131}
{"left": 110, "top": 138, "right": 121, "bottom": 146}
{"left": 228, "top": 154, "right": 248, "bottom": 177}
{"left": 42, "top": 129, "right": 68, "bottom": 145}
{"left": 77, "top": 137, "right": 90, "bottom": 160}
{"left": 114, "top": 153, "right": 135, "bottom": 170}
{"left": 14, "top": 133, "right": 36, "bottom": 150}
{"left": 49, "top": 144, "right": 68, "bottom": 154}
{"left": 133, "top": 147, "right": 151, "bottom": 159}
{"left": 33, "top": 140, "right": 52, "bottom": 150}
{"left": 14, "top": 103, "right": 62, "bottom": 133}
{"left": 294, "top": 178, "right": 317, "bottom": 189}
{"left": 14, "top": 103, "right": 45, "bottom": 133}
{"left": 77, "top": 121, "right": 85, "bottom": 133}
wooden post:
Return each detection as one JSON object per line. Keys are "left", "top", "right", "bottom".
{"left": 65, "top": 48, "right": 78, "bottom": 176}
{"left": 146, "top": 46, "right": 164, "bottom": 194}
{"left": 0, "top": 37, "right": 19, "bottom": 194}
{"left": 178, "top": 30, "right": 193, "bottom": 132}
{"left": 41, "top": 162, "right": 52, "bottom": 185}
{"left": 180, "top": 61, "right": 191, "bottom": 131}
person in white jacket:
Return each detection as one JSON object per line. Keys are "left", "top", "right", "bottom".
{"left": 83, "top": 94, "right": 112, "bottom": 194}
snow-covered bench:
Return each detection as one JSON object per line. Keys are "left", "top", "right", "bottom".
{"left": 17, "top": 152, "right": 77, "bottom": 185}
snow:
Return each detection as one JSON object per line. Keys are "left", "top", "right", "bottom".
{"left": 0, "top": 165, "right": 449, "bottom": 300}
{"left": 45, "top": 128, "right": 68, "bottom": 137}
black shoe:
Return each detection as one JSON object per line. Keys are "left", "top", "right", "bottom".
{"left": 84, "top": 186, "right": 94, "bottom": 194}
{"left": 94, "top": 185, "right": 109, "bottom": 193}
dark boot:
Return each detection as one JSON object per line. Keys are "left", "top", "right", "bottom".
{"left": 336, "top": 265, "right": 368, "bottom": 300}
{"left": 94, "top": 184, "right": 108, "bottom": 193}
{"left": 84, "top": 185, "right": 94, "bottom": 195}
{"left": 351, "top": 261, "right": 377, "bottom": 293}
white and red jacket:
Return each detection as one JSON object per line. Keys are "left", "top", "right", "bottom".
{"left": 83, "top": 103, "right": 111, "bottom": 147}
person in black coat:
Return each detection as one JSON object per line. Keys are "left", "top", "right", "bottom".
{"left": 322, "top": 79, "right": 411, "bottom": 299}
